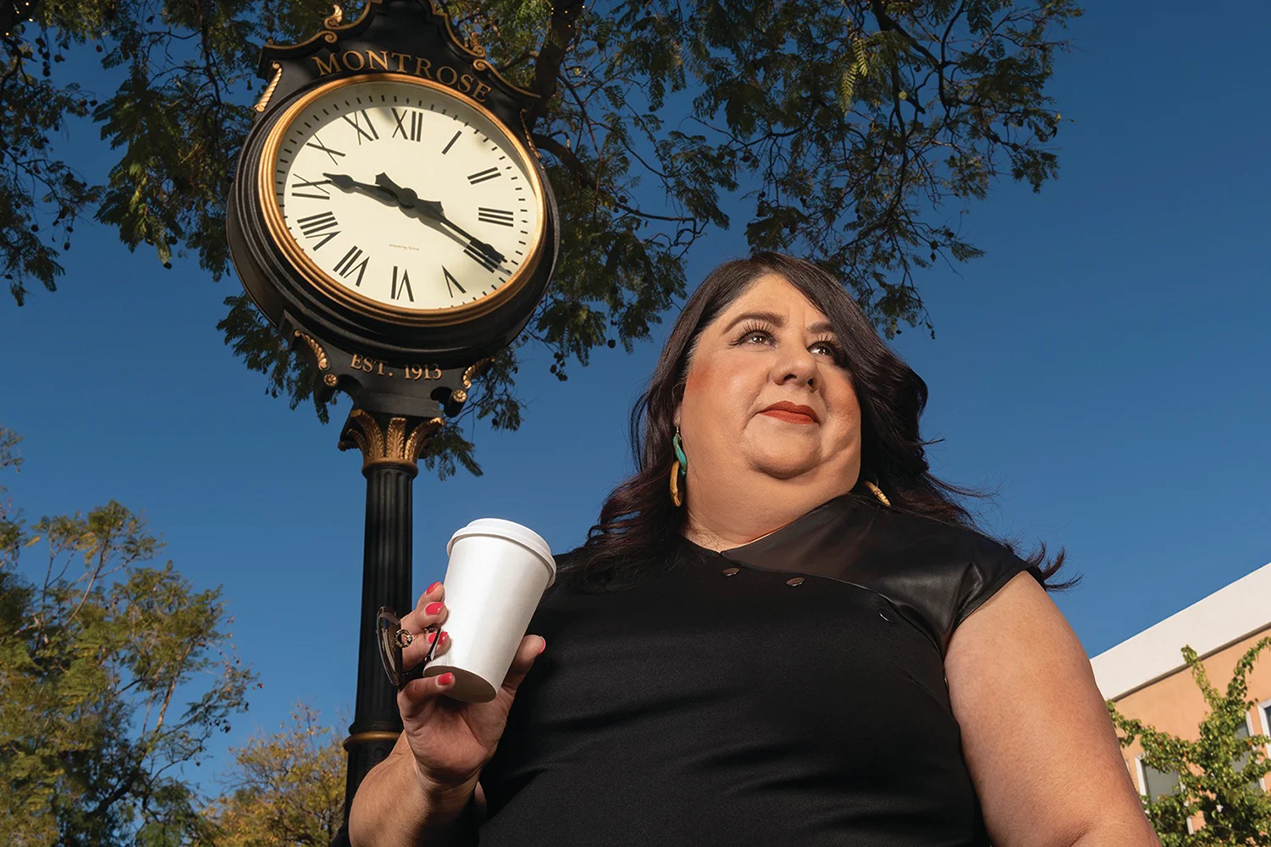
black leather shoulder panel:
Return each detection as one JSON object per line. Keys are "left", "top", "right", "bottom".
{"left": 715, "top": 494, "right": 1041, "bottom": 655}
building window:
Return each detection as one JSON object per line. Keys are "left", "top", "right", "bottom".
{"left": 1137, "top": 755, "right": 1181, "bottom": 802}
{"left": 1233, "top": 719, "right": 1259, "bottom": 791}
{"left": 1255, "top": 700, "right": 1271, "bottom": 791}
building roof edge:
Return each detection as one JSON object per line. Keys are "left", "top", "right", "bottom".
{"left": 1090, "top": 561, "right": 1271, "bottom": 700}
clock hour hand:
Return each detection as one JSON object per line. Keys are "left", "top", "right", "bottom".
{"left": 374, "top": 173, "right": 445, "bottom": 220}
{"left": 323, "top": 172, "right": 395, "bottom": 201}
{"left": 375, "top": 172, "right": 505, "bottom": 266}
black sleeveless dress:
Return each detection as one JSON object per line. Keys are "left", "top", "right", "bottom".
{"left": 477, "top": 493, "right": 1043, "bottom": 846}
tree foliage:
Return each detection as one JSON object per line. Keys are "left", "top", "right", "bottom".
{"left": 200, "top": 703, "right": 346, "bottom": 846}
{"left": 4, "top": 0, "right": 1082, "bottom": 476}
{"left": 0, "top": 428, "right": 257, "bottom": 846}
{"left": 1109, "top": 637, "right": 1271, "bottom": 845}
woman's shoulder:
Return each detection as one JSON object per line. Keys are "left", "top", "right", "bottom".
{"left": 541, "top": 543, "right": 663, "bottom": 595}
{"left": 867, "top": 498, "right": 1033, "bottom": 572}
{"left": 834, "top": 499, "right": 1045, "bottom": 653}
{"left": 552, "top": 544, "right": 590, "bottom": 572}
{"left": 542, "top": 545, "right": 588, "bottom": 593}
{"left": 863, "top": 498, "right": 1015, "bottom": 560}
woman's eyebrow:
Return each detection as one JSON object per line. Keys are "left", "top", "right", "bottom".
{"left": 721, "top": 310, "right": 835, "bottom": 335}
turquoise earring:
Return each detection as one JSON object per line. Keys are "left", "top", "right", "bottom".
{"left": 669, "top": 427, "right": 687, "bottom": 507}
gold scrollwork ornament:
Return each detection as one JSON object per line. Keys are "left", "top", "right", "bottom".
{"left": 339, "top": 410, "right": 444, "bottom": 472}
{"left": 293, "top": 330, "right": 330, "bottom": 370}
{"left": 254, "top": 63, "right": 283, "bottom": 113}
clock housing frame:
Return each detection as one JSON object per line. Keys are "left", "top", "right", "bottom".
{"left": 227, "top": 0, "right": 559, "bottom": 369}
{"left": 255, "top": 72, "right": 548, "bottom": 326}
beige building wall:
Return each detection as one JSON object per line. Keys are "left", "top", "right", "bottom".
{"left": 1090, "top": 561, "right": 1271, "bottom": 832}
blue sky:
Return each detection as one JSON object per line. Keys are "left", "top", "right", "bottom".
{"left": 3, "top": 1, "right": 1269, "bottom": 797}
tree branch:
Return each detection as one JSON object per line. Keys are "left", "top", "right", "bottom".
{"left": 526, "top": 0, "right": 586, "bottom": 129}
{"left": 0, "top": 0, "right": 44, "bottom": 42}
{"left": 499, "top": 49, "right": 538, "bottom": 74}
{"left": 531, "top": 132, "right": 700, "bottom": 229}
{"left": 870, "top": 0, "right": 953, "bottom": 111}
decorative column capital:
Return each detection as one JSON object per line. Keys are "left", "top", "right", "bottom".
{"left": 338, "top": 409, "right": 443, "bottom": 474}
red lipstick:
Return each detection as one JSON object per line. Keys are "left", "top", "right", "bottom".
{"left": 760, "top": 401, "right": 818, "bottom": 424}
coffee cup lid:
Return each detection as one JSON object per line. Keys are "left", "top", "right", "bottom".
{"left": 446, "top": 518, "right": 556, "bottom": 588}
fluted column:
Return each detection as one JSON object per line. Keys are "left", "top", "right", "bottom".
{"left": 332, "top": 409, "right": 443, "bottom": 846}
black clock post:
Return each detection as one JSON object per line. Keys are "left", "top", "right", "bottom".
{"left": 291, "top": 324, "right": 498, "bottom": 847}
{"left": 340, "top": 411, "right": 436, "bottom": 827}
{"left": 224, "top": 2, "right": 560, "bottom": 844}
{"left": 331, "top": 392, "right": 461, "bottom": 847}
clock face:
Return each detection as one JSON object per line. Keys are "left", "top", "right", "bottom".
{"left": 262, "top": 73, "right": 545, "bottom": 319}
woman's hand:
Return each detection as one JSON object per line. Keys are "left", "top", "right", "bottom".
{"left": 395, "top": 581, "right": 546, "bottom": 799}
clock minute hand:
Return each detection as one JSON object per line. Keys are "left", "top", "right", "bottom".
{"left": 430, "top": 216, "right": 505, "bottom": 266}
{"left": 375, "top": 172, "right": 504, "bottom": 265}
{"left": 323, "top": 172, "right": 379, "bottom": 194}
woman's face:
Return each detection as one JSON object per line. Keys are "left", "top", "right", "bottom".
{"left": 674, "top": 273, "right": 863, "bottom": 489}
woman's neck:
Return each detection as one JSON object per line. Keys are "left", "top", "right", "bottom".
{"left": 680, "top": 476, "right": 853, "bottom": 552}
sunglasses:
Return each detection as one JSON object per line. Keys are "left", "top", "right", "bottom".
{"left": 376, "top": 606, "right": 443, "bottom": 690}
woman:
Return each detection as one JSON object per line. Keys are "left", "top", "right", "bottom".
{"left": 350, "top": 253, "right": 1158, "bottom": 846}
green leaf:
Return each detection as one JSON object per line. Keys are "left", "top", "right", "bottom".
{"left": 3, "top": 0, "right": 1083, "bottom": 480}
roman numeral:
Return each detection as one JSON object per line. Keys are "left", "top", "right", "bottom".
{"left": 291, "top": 175, "right": 331, "bottom": 200}
{"left": 342, "top": 110, "right": 380, "bottom": 144}
{"left": 441, "top": 130, "right": 461, "bottom": 154}
{"left": 334, "top": 245, "right": 370, "bottom": 286}
{"left": 305, "top": 133, "right": 345, "bottom": 165}
{"left": 477, "top": 207, "right": 515, "bottom": 227}
{"left": 442, "top": 266, "right": 466, "bottom": 298}
{"left": 296, "top": 211, "right": 340, "bottom": 250}
{"left": 391, "top": 266, "right": 415, "bottom": 302}
{"left": 466, "top": 167, "right": 501, "bottom": 185}
{"left": 464, "top": 244, "right": 500, "bottom": 273}
{"left": 390, "top": 108, "right": 423, "bottom": 142}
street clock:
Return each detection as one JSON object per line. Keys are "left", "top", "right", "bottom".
{"left": 225, "top": 6, "right": 565, "bottom": 842}
{"left": 228, "top": 0, "right": 559, "bottom": 378}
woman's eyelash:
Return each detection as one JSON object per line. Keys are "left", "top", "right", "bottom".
{"left": 735, "top": 323, "right": 846, "bottom": 361}
{"left": 736, "top": 321, "right": 774, "bottom": 343}
{"left": 812, "top": 337, "right": 846, "bottom": 360}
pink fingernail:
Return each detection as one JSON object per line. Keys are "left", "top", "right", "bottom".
{"left": 426, "top": 581, "right": 442, "bottom": 594}
{"left": 437, "top": 672, "right": 455, "bottom": 686}
{"left": 538, "top": 638, "right": 547, "bottom": 655}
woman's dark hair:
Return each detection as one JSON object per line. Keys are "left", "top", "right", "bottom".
{"left": 563, "top": 252, "right": 1074, "bottom": 592}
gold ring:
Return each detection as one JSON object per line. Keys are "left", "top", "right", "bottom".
{"left": 396, "top": 624, "right": 439, "bottom": 649}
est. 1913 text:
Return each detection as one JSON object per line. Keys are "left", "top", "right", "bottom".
{"left": 350, "top": 354, "right": 443, "bottom": 381}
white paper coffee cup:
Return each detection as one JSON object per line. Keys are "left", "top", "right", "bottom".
{"left": 422, "top": 518, "right": 555, "bottom": 702}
